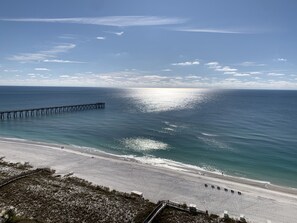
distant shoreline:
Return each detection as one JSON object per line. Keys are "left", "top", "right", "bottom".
{"left": 1, "top": 137, "right": 297, "bottom": 222}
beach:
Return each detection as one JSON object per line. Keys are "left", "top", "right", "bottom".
{"left": 0, "top": 137, "right": 296, "bottom": 223}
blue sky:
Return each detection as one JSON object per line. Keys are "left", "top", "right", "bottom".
{"left": 1, "top": 0, "right": 297, "bottom": 89}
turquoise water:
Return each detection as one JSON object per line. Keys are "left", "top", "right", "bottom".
{"left": 0, "top": 86, "right": 297, "bottom": 188}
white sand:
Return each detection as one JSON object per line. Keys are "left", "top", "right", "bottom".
{"left": 1, "top": 137, "right": 297, "bottom": 223}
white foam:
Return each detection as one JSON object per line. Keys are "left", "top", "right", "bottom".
{"left": 237, "top": 177, "right": 271, "bottom": 185}
{"left": 197, "top": 136, "right": 232, "bottom": 151}
{"left": 201, "top": 132, "right": 218, "bottom": 137}
{"left": 163, "top": 121, "right": 178, "bottom": 128}
{"left": 163, "top": 127, "right": 175, "bottom": 132}
{"left": 119, "top": 154, "right": 219, "bottom": 174}
{"left": 0, "top": 137, "right": 28, "bottom": 142}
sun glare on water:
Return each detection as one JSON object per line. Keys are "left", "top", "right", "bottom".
{"left": 127, "top": 88, "right": 208, "bottom": 112}
{"left": 121, "top": 137, "right": 168, "bottom": 152}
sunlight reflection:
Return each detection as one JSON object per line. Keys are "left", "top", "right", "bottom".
{"left": 121, "top": 137, "right": 168, "bottom": 151}
{"left": 127, "top": 88, "right": 209, "bottom": 112}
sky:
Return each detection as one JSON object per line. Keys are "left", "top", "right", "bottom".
{"left": 1, "top": 0, "right": 297, "bottom": 89}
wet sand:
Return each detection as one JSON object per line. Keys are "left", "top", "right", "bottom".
{"left": 1, "top": 137, "right": 297, "bottom": 223}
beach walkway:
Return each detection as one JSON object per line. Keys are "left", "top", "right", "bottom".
{"left": 143, "top": 201, "right": 167, "bottom": 223}
{"left": 0, "top": 168, "right": 51, "bottom": 189}
{"left": 143, "top": 200, "right": 204, "bottom": 223}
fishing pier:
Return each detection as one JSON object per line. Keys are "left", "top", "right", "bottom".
{"left": 0, "top": 102, "right": 105, "bottom": 120}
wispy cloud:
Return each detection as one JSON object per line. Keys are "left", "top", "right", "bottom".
{"left": 113, "top": 52, "right": 128, "bottom": 57}
{"left": 239, "top": 61, "right": 266, "bottom": 67}
{"left": 174, "top": 27, "right": 247, "bottom": 34}
{"left": 58, "top": 34, "right": 77, "bottom": 39}
{"left": 34, "top": 68, "right": 50, "bottom": 71}
{"left": 8, "top": 43, "right": 76, "bottom": 63}
{"left": 250, "top": 71, "right": 262, "bottom": 75}
{"left": 42, "top": 44, "right": 76, "bottom": 54}
{"left": 96, "top": 36, "right": 106, "bottom": 40}
{"left": 3, "top": 69, "right": 20, "bottom": 72}
{"left": 143, "top": 75, "right": 168, "bottom": 79}
{"left": 8, "top": 53, "right": 52, "bottom": 62}
{"left": 267, "top": 72, "right": 285, "bottom": 76}
{"left": 185, "top": 75, "right": 202, "bottom": 79}
{"left": 206, "top": 61, "right": 289, "bottom": 78}
{"left": 277, "top": 58, "right": 287, "bottom": 62}
{"left": 26, "top": 73, "right": 50, "bottom": 79}
{"left": 215, "top": 66, "right": 237, "bottom": 72}
{"left": 205, "top": 61, "right": 250, "bottom": 77}
{"left": 43, "top": 59, "right": 85, "bottom": 64}
{"left": 1, "top": 16, "right": 186, "bottom": 27}
{"left": 105, "top": 31, "right": 124, "bottom": 36}
{"left": 172, "top": 60, "right": 200, "bottom": 66}
{"left": 233, "top": 73, "right": 250, "bottom": 77}
{"left": 60, "top": 75, "right": 70, "bottom": 78}
{"left": 205, "top": 61, "right": 220, "bottom": 69}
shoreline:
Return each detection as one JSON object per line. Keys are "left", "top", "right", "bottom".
{"left": 1, "top": 136, "right": 297, "bottom": 194}
{"left": 1, "top": 137, "right": 297, "bottom": 222}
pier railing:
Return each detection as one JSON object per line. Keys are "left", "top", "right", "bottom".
{"left": 0, "top": 102, "right": 105, "bottom": 120}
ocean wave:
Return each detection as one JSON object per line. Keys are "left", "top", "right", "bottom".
{"left": 118, "top": 154, "right": 223, "bottom": 175}
{"left": 163, "top": 121, "right": 178, "bottom": 128}
{"left": 197, "top": 136, "right": 232, "bottom": 151}
{"left": 163, "top": 127, "right": 175, "bottom": 132}
{"left": 237, "top": 177, "right": 271, "bottom": 185}
{"left": 201, "top": 132, "right": 218, "bottom": 137}
{"left": 0, "top": 137, "right": 28, "bottom": 142}
{"left": 121, "top": 155, "right": 204, "bottom": 172}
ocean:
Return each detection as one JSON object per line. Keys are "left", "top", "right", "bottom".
{"left": 0, "top": 86, "right": 296, "bottom": 188}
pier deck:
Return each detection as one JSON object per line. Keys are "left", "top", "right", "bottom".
{"left": 0, "top": 102, "right": 105, "bottom": 120}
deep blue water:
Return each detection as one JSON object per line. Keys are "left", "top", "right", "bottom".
{"left": 0, "top": 86, "right": 296, "bottom": 187}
